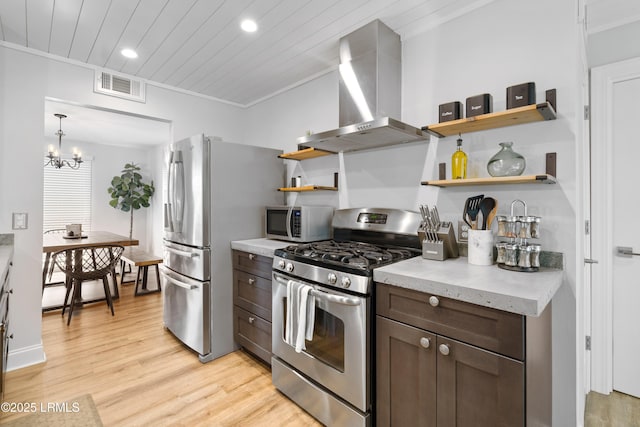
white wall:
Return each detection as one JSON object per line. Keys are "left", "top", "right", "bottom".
{"left": 246, "top": 0, "right": 580, "bottom": 424}
{"left": 0, "top": 45, "right": 245, "bottom": 370}
{"left": 588, "top": 21, "right": 640, "bottom": 67}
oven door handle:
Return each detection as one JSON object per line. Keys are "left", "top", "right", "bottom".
{"left": 274, "top": 274, "right": 362, "bottom": 306}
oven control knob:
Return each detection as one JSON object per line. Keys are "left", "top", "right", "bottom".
{"left": 277, "top": 260, "right": 285, "bottom": 270}
{"left": 327, "top": 273, "right": 337, "bottom": 284}
{"left": 285, "top": 263, "right": 294, "bottom": 273}
{"left": 340, "top": 277, "right": 351, "bottom": 288}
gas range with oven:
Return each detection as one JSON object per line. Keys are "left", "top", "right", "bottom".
{"left": 271, "top": 208, "right": 422, "bottom": 426}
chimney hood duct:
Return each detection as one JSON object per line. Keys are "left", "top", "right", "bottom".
{"left": 297, "top": 20, "right": 428, "bottom": 153}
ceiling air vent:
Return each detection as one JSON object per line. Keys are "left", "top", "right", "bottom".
{"left": 94, "top": 70, "right": 145, "bottom": 103}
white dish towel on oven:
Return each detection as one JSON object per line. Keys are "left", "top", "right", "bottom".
{"left": 285, "top": 279, "right": 316, "bottom": 353}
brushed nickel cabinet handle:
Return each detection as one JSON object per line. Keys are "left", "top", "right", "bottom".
{"left": 248, "top": 253, "right": 256, "bottom": 261}
{"left": 429, "top": 296, "right": 440, "bottom": 307}
{"left": 439, "top": 343, "right": 450, "bottom": 356}
{"left": 419, "top": 337, "right": 431, "bottom": 349}
{"left": 248, "top": 278, "right": 256, "bottom": 285}
{"left": 248, "top": 316, "right": 255, "bottom": 324}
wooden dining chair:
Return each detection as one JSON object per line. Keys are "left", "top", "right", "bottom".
{"left": 42, "top": 228, "right": 68, "bottom": 291}
{"left": 52, "top": 244, "right": 124, "bottom": 325}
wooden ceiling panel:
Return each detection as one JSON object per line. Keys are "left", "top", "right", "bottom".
{"left": 25, "top": 0, "right": 54, "bottom": 52}
{"left": 0, "top": 0, "right": 27, "bottom": 45}
{"left": 0, "top": 0, "right": 516, "bottom": 106}
{"left": 118, "top": 0, "right": 199, "bottom": 76}
{"left": 67, "top": 0, "right": 112, "bottom": 62}
{"left": 132, "top": 0, "right": 224, "bottom": 82}
{"left": 158, "top": 0, "right": 255, "bottom": 88}
{"left": 86, "top": 0, "right": 141, "bottom": 66}
{"left": 48, "top": 0, "right": 83, "bottom": 57}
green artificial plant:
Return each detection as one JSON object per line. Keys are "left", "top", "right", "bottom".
{"left": 107, "top": 162, "right": 155, "bottom": 242}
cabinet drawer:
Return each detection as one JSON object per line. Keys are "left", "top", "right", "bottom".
{"left": 233, "top": 269, "right": 272, "bottom": 321}
{"left": 233, "top": 306, "right": 271, "bottom": 365}
{"left": 376, "top": 283, "right": 524, "bottom": 360}
{"left": 232, "top": 250, "right": 273, "bottom": 278}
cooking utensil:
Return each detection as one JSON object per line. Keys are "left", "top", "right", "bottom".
{"left": 478, "top": 197, "right": 496, "bottom": 230}
{"left": 464, "top": 194, "right": 484, "bottom": 230}
{"left": 486, "top": 201, "right": 498, "bottom": 230}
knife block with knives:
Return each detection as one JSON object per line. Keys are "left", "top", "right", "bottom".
{"left": 418, "top": 205, "right": 459, "bottom": 261}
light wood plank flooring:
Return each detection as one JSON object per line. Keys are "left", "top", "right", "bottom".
{"left": 6, "top": 274, "right": 640, "bottom": 426}
{"left": 3, "top": 279, "right": 320, "bottom": 426}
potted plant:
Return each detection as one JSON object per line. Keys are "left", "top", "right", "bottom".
{"left": 107, "top": 162, "right": 155, "bottom": 242}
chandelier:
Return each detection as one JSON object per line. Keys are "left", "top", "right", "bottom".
{"left": 44, "top": 113, "right": 83, "bottom": 169}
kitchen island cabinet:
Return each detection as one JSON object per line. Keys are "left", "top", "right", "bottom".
{"left": 230, "top": 239, "right": 291, "bottom": 365}
{"left": 375, "top": 268, "right": 554, "bottom": 426}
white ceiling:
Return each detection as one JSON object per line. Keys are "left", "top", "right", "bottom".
{"left": 1, "top": 0, "right": 495, "bottom": 107}
{"left": 44, "top": 99, "right": 172, "bottom": 148}
{"left": 2, "top": 0, "right": 639, "bottom": 147}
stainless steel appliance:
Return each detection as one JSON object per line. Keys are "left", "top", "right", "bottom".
{"left": 161, "top": 134, "right": 283, "bottom": 363}
{"left": 271, "top": 208, "right": 422, "bottom": 426}
{"left": 265, "top": 205, "right": 334, "bottom": 242}
{"left": 296, "top": 20, "right": 428, "bottom": 153}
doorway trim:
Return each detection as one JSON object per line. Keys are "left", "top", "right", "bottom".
{"left": 590, "top": 56, "right": 640, "bottom": 394}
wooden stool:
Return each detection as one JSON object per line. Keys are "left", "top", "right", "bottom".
{"left": 120, "top": 248, "right": 162, "bottom": 296}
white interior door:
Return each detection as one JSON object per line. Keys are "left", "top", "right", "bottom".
{"left": 591, "top": 57, "right": 640, "bottom": 398}
{"left": 610, "top": 77, "right": 640, "bottom": 398}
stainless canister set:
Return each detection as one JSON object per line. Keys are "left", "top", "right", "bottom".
{"left": 495, "top": 199, "right": 542, "bottom": 272}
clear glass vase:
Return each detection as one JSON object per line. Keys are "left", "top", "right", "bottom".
{"left": 487, "top": 142, "right": 526, "bottom": 177}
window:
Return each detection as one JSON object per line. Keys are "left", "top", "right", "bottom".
{"left": 43, "top": 160, "right": 92, "bottom": 233}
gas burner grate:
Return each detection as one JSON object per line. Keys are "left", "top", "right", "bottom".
{"left": 282, "top": 240, "right": 418, "bottom": 271}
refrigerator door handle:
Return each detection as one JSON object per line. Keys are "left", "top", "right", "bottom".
{"left": 162, "top": 273, "right": 197, "bottom": 290}
{"left": 165, "top": 246, "right": 199, "bottom": 258}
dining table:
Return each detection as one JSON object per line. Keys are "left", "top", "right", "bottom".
{"left": 42, "top": 231, "right": 139, "bottom": 311}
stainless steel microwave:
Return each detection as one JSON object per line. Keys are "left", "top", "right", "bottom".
{"left": 265, "top": 206, "right": 334, "bottom": 242}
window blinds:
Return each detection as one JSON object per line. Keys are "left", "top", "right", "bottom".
{"left": 43, "top": 160, "right": 92, "bottom": 233}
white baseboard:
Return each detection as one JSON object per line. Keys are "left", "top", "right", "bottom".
{"left": 6, "top": 342, "right": 47, "bottom": 371}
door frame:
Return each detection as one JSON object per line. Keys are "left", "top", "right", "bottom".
{"left": 589, "top": 56, "right": 640, "bottom": 394}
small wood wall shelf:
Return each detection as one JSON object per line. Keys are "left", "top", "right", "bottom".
{"left": 422, "top": 101, "right": 557, "bottom": 138}
{"left": 421, "top": 174, "right": 557, "bottom": 187}
{"left": 278, "top": 147, "right": 332, "bottom": 161}
{"left": 278, "top": 185, "right": 338, "bottom": 192}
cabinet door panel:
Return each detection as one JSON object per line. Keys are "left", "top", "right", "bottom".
{"left": 376, "top": 316, "right": 436, "bottom": 427}
{"left": 232, "top": 250, "right": 273, "bottom": 278}
{"left": 233, "top": 306, "right": 271, "bottom": 364}
{"left": 233, "top": 269, "right": 272, "bottom": 321}
{"left": 436, "top": 337, "right": 524, "bottom": 427}
{"left": 376, "top": 283, "right": 524, "bottom": 360}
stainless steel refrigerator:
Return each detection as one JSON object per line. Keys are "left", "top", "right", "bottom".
{"left": 160, "top": 134, "right": 283, "bottom": 362}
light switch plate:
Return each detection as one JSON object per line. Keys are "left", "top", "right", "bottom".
{"left": 12, "top": 212, "right": 28, "bottom": 230}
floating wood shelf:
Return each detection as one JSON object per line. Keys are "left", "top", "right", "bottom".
{"left": 278, "top": 185, "right": 338, "bottom": 192}
{"left": 278, "top": 147, "right": 332, "bottom": 161}
{"left": 422, "top": 101, "right": 557, "bottom": 138}
{"left": 421, "top": 174, "right": 557, "bottom": 187}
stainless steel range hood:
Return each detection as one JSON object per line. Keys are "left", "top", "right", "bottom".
{"left": 297, "top": 20, "right": 428, "bottom": 153}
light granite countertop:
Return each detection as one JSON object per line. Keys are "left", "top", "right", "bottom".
{"left": 230, "top": 238, "right": 292, "bottom": 258}
{"left": 374, "top": 256, "right": 563, "bottom": 317}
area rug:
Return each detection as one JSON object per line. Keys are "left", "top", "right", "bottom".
{"left": 1, "top": 394, "right": 103, "bottom": 426}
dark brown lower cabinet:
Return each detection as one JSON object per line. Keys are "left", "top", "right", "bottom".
{"left": 376, "top": 283, "right": 550, "bottom": 427}
{"left": 232, "top": 250, "right": 273, "bottom": 364}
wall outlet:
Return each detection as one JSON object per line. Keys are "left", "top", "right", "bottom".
{"left": 458, "top": 220, "right": 469, "bottom": 242}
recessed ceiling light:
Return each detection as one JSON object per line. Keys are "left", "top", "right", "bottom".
{"left": 121, "top": 48, "right": 138, "bottom": 59}
{"left": 240, "top": 19, "right": 257, "bottom": 33}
